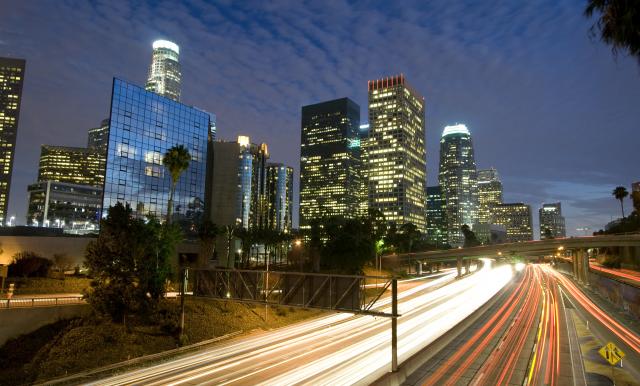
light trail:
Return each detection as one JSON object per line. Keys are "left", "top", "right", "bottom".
{"left": 589, "top": 263, "right": 640, "bottom": 285}
{"left": 543, "top": 265, "right": 640, "bottom": 355}
{"left": 92, "top": 261, "right": 513, "bottom": 386}
{"left": 421, "top": 265, "right": 563, "bottom": 386}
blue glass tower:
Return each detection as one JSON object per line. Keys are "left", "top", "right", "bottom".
{"left": 103, "top": 78, "right": 212, "bottom": 229}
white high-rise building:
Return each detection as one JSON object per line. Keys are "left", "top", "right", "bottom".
{"left": 439, "top": 124, "right": 478, "bottom": 246}
{"left": 145, "top": 40, "right": 181, "bottom": 101}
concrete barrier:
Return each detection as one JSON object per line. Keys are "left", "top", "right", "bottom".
{"left": 588, "top": 270, "right": 640, "bottom": 320}
{"left": 0, "top": 304, "right": 89, "bottom": 346}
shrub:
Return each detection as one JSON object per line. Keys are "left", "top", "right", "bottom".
{"left": 8, "top": 252, "right": 52, "bottom": 278}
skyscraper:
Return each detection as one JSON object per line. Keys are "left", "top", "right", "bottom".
{"left": 439, "top": 124, "right": 478, "bottom": 246}
{"left": 0, "top": 57, "right": 26, "bottom": 223}
{"left": 477, "top": 168, "right": 503, "bottom": 224}
{"left": 88, "top": 118, "right": 110, "bottom": 153}
{"left": 426, "top": 186, "right": 447, "bottom": 247}
{"left": 208, "top": 136, "right": 277, "bottom": 231}
{"left": 539, "top": 202, "right": 566, "bottom": 239}
{"left": 492, "top": 203, "right": 533, "bottom": 242}
{"left": 299, "top": 98, "right": 362, "bottom": 229}
{"left": 266, "top": 163, "right": 293, "bottom": 232}
{"left": 37, "top": 145, "right": 105, "bottom": 187}
{"left": 145, "top": 40, "right": 181, "bottom": 101}
{"left": 249, "top": 142, "right": 270, "bottom": 230}
{"left": 103, "top": 78, "right": 211, "bottom": 226}
{"left": 359, "top": 123, "right": 370, "bottom": 216}
{"left": 367, "top": 75, "right": 426, "bottom": 233}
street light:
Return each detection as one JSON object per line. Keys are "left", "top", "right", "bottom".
{"left": 294, "top": 239, "right": 302, "bottom": 247}
{"left": 8, "top": 216, "right": 15, "bottom": 227}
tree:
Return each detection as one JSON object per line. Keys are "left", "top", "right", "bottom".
{"left": 163, "top": 145, "right": 191, "bottom": 224}
{"left": 585, "top": 0, "right": 640, "bottom": 61}
{"left": 84, "top": 203, "right": 179, "bottom": 323}
{"left": 613, "top": 186, "right": 629, "bottom": 218}
{"left": 398, "top": 223, "right": 421, "bottom": 253}
{"left": 321, "top": 216, "right": 375, "bottom": 274}
{"left": 197, "top": 220, "right": 218, "bottom": 268}
{"left": 9, "top": 252, "right": 52, "bottom": 278}
{"left": 461, "top": 224, "right": 480, "bottom": 248}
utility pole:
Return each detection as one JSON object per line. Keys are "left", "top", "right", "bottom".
{"left": 179, "top": 267, "right": 188, "bottom": 337}
{"left": 391, "top": 277, "right": 398, "bottom": 372}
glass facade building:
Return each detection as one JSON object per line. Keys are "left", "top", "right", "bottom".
{"left": 38, "top": 145, "right": 105, "bottom": 187}
{"left": 492, "top": 203, "right": 533, "bottom": 242}
{"left": 439, "top": 124, "right": 478, "bottom": 246}
{"left": 103, "top": 78, "right": 211, "bottom": 227}
{"left": 426, "top": 186, "right": 447, "bottom": 247}
{"left": 145, "top": 40, "right": 181, "bottom": 102}
{"left": 0, "top": 57, "right": 26, "bottom": 222}
{"left": 300, "top": 98, "right": 363, "bottom": 229}
{"left": 266, "top": 163, "right": 293, "bottom": 232}
{"left": 367, "top": 75, "right": 427, "bottom": 233}
{"left": 539, "top": 202, "right": 566, "bottom": 239}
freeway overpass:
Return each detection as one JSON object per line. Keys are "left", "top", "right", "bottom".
{"left": 382, "top": 233, "right": 640, "bottom": 281}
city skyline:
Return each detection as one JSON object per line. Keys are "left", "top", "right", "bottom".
{"left": 2, "top": 1, "right": 640, "bottom": 236}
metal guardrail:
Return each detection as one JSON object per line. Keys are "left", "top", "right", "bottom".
{"left": 0, "top": 295, "right": 85, "bottom": 309}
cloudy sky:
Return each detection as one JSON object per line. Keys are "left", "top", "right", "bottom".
{"left": 2, "top": 0, "right": 639, "bottom": 235}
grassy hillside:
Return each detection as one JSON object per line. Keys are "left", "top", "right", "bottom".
{"left": 0, "top": 298, "right": 325, "bottom": 385}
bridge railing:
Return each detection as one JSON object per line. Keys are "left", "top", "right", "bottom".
{"left": 0, "top": 295, "right": 85, "bottom": 309}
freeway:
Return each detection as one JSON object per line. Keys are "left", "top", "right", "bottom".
{"left": 589, "top": 262, "right": 640, "bottom": 287}
{"left": 413, "top": 265, "right": 572, "bottom": 386}
{"left": 91, "top": 260, "right": 513, "bottom": 385}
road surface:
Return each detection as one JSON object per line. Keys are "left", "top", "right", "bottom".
{"left": 91, "top": 261, "right": 513, "bottom": 385}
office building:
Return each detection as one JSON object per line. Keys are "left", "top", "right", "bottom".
{"left": 103, "top": 78, "right": 211, "bottom": 226}
{"left": 367, "top": 75, "right": 426, "bottom": 232}
{"left": 0, "top": 57, "right": 26, "bottom": 222}
{"left": 426, "top": 186, "right": 447, "bottom": 247}
{"left": 539, "top": 202, "right": 566, "bottom": 239}
{"left": 299, "top": 98, "right": 363, "bottom": 229}
{"left": 145, "top": 40, "right": 181, "bottom": 101}
{"left": 37, "top": 145, "right": 105, "bottom": 187}
{"left": 492, "top": 203, "right": 533, "bottom": 242}
{"left": 27, "top": 181, "right": 102, "bottom": 232}
{"left": 88, "top": 118, "right": 110, "bottom": 153}
{"left": 249, "top": 142, "right": 270, "bottom": 230}
{"left": 477, "top": 168, "right": 503, "bottom": 224}
{"left": 439, "top": 124, "right": 478, "bottom": 246}
{"left": 359, "top": 123, "right": 370, "bottom": 216}
{"left": 208, "top": 136, "right": 277, "bottom": 230}
{"left": 266, "top": 163, "right": 293, "bottom": 232}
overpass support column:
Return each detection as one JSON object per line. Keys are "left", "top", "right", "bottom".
{"left": 465, "top": 259, "right": 471, "bottom": 274}
{"left": 572, "top": 250, "right": 579, "bottom": 279}
{"left": 456, "top": 257, "right": 463, "bottom": 278}
{"left": 581, "top": 248, "right": 590, "bottom": 285}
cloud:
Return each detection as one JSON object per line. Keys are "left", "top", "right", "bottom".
{"left": 1, "top": 0, "right": 639, "bottom": 230}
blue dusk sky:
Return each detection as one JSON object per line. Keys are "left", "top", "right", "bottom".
{"left": 2, "top": 0, "right": 639, "bottom": 235}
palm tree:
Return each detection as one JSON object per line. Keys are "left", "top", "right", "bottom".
{"left": 613, "top": 186, "right": 629, "bottom": 218}
{"left": 585, "top": 0, "right": 640, "bottom": 62}
{"left": 163, "top": 145, "right": 191, "bottom": 224}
